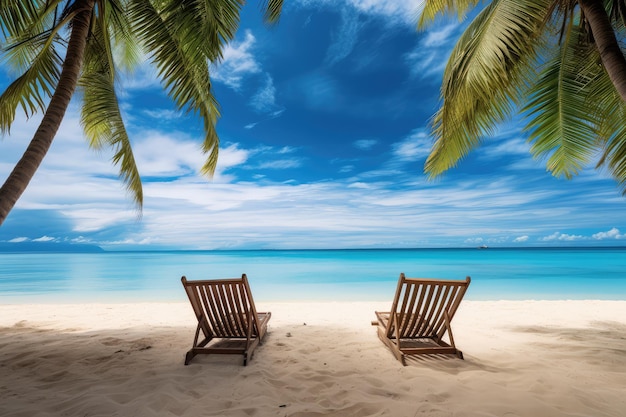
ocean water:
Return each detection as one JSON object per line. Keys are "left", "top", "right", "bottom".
{"left": 0, "top": 248, "right": 625, "bottom": 303}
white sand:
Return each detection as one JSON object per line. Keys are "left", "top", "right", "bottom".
{"left": 1, "top": 300, "right": 626, "bottom": 416}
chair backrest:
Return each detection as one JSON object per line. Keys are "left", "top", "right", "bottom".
{"left": 181, "top": 274, "right": 261, "bottom": 339}
{"left": 388, "top": 273, "right": 471, "bottom": 340}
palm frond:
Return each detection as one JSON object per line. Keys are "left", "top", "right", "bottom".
{"left": 419, "top": 0, "right": 482, "bottom": 28}
{"left": 129, "top": 0, "right": 222, "bottom": 176}
{"left": 424, "top": 0, "right": 551, "bottom": 177}
{"left": 156, "top": 0, "right": 243, "bottom": 62}
{"left": 585, "top": 37, "right": 626, "bottom": 194}
{"left": 523, "top": 21, "right": 601, "bottom": 178}
{"left": 79, "top": 19, "right": 143, "bottom": 208}
{"left": 0, "top": 36, "right": 62, "bottom": 132}
{"left": 80, "top": 70, "right": 143, "bottom": 207}
{"left": 103, "top": 0, "right": 142, "bottom": 71}
{"left": 260, "top": 0, "right": 283, "bottom": 24}
{"left": 0, "top": 0, "right": 45, "bottom": 39}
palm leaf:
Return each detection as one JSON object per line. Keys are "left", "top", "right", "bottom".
{"left": 425, "top": 0, "right": 550, "bottom": 177}
{"left": 419, "top": 0, "right": 482, "bottom": 27}
{"left": 158, "top": 0, "right": 243, "bottom": 62}
{"left": 260, "top": 0, "right": 284, "bottom": 24}
{"left": 0, "top": 35, "right": 62, "bottom": 131}
{"left": 79, "top": 17, "right": 143, "bottom": 208}
{"left": 523, "top": 21, "right": 601, "bottom": 178}
{"left": 129, "top": 0, "right": 222, "bottom": 176}
{"left": 0, "top": 0, "right": 45, "bottom": 38}
{"left": 585, "top": 35, "right": 626, "bottom": 194}
{"left": 103, "top": 0, "right": 143, "bottom": 71}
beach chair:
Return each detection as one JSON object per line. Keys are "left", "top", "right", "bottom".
{"left": 181, "top": 274, "right": 271, "bottom": 366}
{"left": 372, "top": 273, "right": 471, "bottom": 365}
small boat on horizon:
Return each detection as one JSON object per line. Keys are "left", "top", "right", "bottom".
{"left": 478, "top": 245, "right": 489, "bottom": 249}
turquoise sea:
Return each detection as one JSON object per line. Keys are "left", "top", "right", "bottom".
{"left": 1, "top": 247, "right": 625, "bottom": 303}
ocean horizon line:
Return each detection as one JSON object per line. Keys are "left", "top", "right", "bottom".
{"left": 2, "top": 243, "right": 626, "bottom": 254}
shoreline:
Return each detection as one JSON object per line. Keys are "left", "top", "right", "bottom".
{"left": 2, "top": 300, "right": 626, "bottom": 416}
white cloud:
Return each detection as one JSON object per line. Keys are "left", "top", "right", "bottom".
{"left": 325, "top": 8, "right": 361, "bottom": 66}
{"left": 250, "top": 74, "right": 277, "bottom": 112}
{"left": 277, "top": 146, "right": 297, "bottom": 154}
{"left": 297, "top": 0, "right": 423, "bottom": 25}
{"left": 132, "top": 133, "right": 205, "bottom": 177}
{"left": 33, "top": 235, "right": 56, "bottom": 242}
{"left": 513, "top": 235, "right": 529, "bottom": 242}
{"left": 421, "top": 24, "right": 457, "bottom": 48}
{"left": 256, "top": 159, "right": 302, "bottom": 170}
{"left": 8, "top": 237, "right": 29, "bottom": 243}
{"left": 142, "top": 109, "right": 181, "bottom": 120}
{"left": 592, "top": 228, "right": 625, "bottom": 240}
{"left": 59, "top": 205, "right": 139, "bottom": 233}
{"left": 405, "top": 23, "right": 459, "bottom": 79}
{"left": 392, "top": 130, "right": 431, "bottom": 161}
{"left": 540, "top": 232, "right": 584, "bottom": 242}
{"left": 217, "top": 144, "right": 250, "bottom": 172}
{"left": 211, "top": 30, "right": 261, "bottom": 89}
{"left": 271, "top": 109, "right": 286, "bottom": 118}
{"left": 481, "top": 138, "right": 532, "bottom": 159}
{"left": 354, "top": 139, "right": 377, "bottom": 150}
{"left": 3, "top": 90, "right": 626, "bottom": 249}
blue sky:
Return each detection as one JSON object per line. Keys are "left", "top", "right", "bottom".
{"left": 1, "top": 0, "right": 626, "bottom": 250}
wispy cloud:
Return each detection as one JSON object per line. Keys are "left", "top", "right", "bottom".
{"left": 325, "top": 8, "right": 361, "bottom": 66}
{"left": 256, "top": 159, "right": 302, "bottom": 170}
{"left": 33, "top": 235, "right": 56, "bottom": 242}
{"left": 405, "top": 23, "right": 460, "bottom": 79}
{"left": 292, "top": 71, "right": 341, "bottom": 111}
{"left": 250, "top": 74, "right": 278, "bottom": 112}
{"left": 3, "top": 6, "right": 625, "bottom": 251}
{"left": 296, "top": 0, "right": 424, "bottom": 25}
{"left": 354, "top": 139, "right": 377, "bottom": 150}
{"left": 142, "top": 109, "right": 182, "bottom": 120}
{"left": 211, "top": 30, "right": 261, "bottom": 90}
{"left": 391, "top": 130, "right": 431, "bottom": 161}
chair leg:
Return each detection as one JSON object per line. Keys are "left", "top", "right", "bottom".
{"left": 184, "top": 350, "right": 195, "bottom": 365}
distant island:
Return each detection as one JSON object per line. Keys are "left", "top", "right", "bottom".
{"left": 0, "top": 241, "right": 104, "bottom": 253}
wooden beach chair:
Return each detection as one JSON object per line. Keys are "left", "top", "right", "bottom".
{"left": 372, "top": 273, "right": 471, "bottom": 365}
{"left": 181, "top": 274, "right": 271, "bottom": 366}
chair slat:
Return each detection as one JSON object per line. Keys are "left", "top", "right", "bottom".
{"left": 424, "top": 284, "right": 451, "bottom": 336}
{"left": 429, "top": 286, "right": 456, "bottom": 337}
{"left": 216, "top": 283, "right": 235, "bottom": 337}
{"left": 396, "top": 277, "right": 414, "bottom": 338}
{"left": 181, "top": 274, "right": 271, "bottom": 366}
{"left": 205, "top": 284, "right": 227, "bottom": 336}
{"left": 404, "top": 281, "right": 427, "bottom": 338}
{"left": 372, "top": 274, "right": 471, "bottom": 364}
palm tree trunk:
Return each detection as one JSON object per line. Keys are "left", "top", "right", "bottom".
{"left": 579, "top": 0, "right": 626, "bottom": 101}
{"left": 0, "top": 0, "right": 95, "bottom": 226}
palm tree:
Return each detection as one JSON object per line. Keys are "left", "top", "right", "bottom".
{"left": 419, "top": 0, "right": 626, "bottom": 193}
{"left": 0, "top": 0, "right": 283, "bottom": 226}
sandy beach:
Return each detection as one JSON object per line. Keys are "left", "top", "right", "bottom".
{"left": 1, "top": 300, "right": 625, "bottom": 416}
